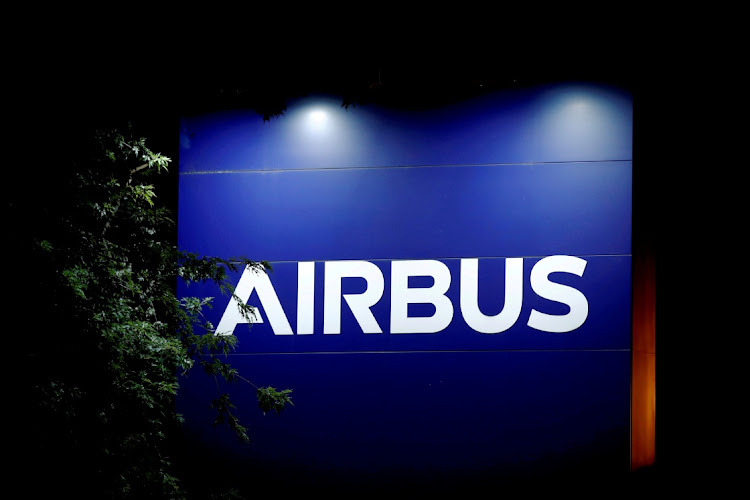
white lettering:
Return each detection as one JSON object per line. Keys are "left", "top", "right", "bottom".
{"left": 296, "top": 261, "right": 316, "bottom": 335}
{"left": 214, "top": 256, "right": 590, "bottom": 337}
{"left": 527, "top": 255, "right": 589, "bottom": 333}
{"left": 460, "top": 258, "right": 523, "bottom": 334}
{"left": 323, "top": 261, "right": 384, "bottom": 334}
{"left": 214, "top": 265, "right": 293, "bottom": 336}
{"left": 390, "top": 260, "right": 454, "bottom": 333}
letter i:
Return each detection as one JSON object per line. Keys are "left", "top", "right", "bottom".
{"left": 297, "top": 262, "right": 315, "bottom": 334}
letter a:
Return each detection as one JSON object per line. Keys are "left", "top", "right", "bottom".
{"left": 215, "top": 265, "right": 293, "bottom": 336}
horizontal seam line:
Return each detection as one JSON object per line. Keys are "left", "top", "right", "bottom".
{"left": 224, "top": 349, "right": 631, "bottom": 355}
{"left": 179, "top": 159, "right": 632, "bottom": 174}
{"left": 253, "top": 254, "right": 632, "bottom": 264}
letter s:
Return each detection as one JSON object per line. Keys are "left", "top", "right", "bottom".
{"left": 527, "top": 256, "right": 588, "bottom": 333}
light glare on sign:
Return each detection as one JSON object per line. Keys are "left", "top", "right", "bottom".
{"left": 309, "top": 109, "right": 327, "bottom": 123}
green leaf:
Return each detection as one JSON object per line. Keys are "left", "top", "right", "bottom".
{"left": 256, "top": 387, "right": 294, "bottom": 415}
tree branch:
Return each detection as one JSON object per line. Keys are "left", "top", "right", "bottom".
{"left": 130, "top": 163, "right": 149, "bottom": 175}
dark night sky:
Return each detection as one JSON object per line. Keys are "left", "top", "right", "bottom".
{"left": 15, "top": 31, "right": 640, "bottom": 134}
{"left": 10, "top": 18, "right": 649, "bottom": 202}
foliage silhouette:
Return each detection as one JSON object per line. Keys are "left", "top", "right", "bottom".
{"left": 17, "top": 125, "right": 291, "bottom": 499}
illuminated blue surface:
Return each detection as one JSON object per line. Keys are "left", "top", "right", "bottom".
{"left": 176, "top": 82, "right": 633, "bottom": 485}
{"left": 179, "top": 84, "right": 632, "bottom": 171}
{"left": 178, "top": 162, "right": 631, "bottom": 261}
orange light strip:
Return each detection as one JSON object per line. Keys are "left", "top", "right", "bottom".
{"left": 631, "top": 238, "right": 655, "bottom": 470}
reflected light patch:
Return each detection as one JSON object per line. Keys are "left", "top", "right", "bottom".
{"left": 308, "top": 109, "right": 328, "bottom": 125}
{"left": 307, "top": 108, "right": 328, "bottom": 127}
{"left": 283, "top": 96, "right": 364, "bottom": 165}
{"left": 566, "top": 96, "right": 590, "bottom": 111}
{"left": 537, "top": 84, "right": 632, "bottom": 161}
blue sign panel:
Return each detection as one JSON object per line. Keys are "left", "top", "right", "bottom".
{"left": 176, "top": 83, "right": 633, "bottom": 487}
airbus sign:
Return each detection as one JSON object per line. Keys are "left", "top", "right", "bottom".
{"left": 176, "top": 83, "right": 634, "bottom": 485}
{"left": 217, "top": 256, "right": 588, "bottom": 337}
